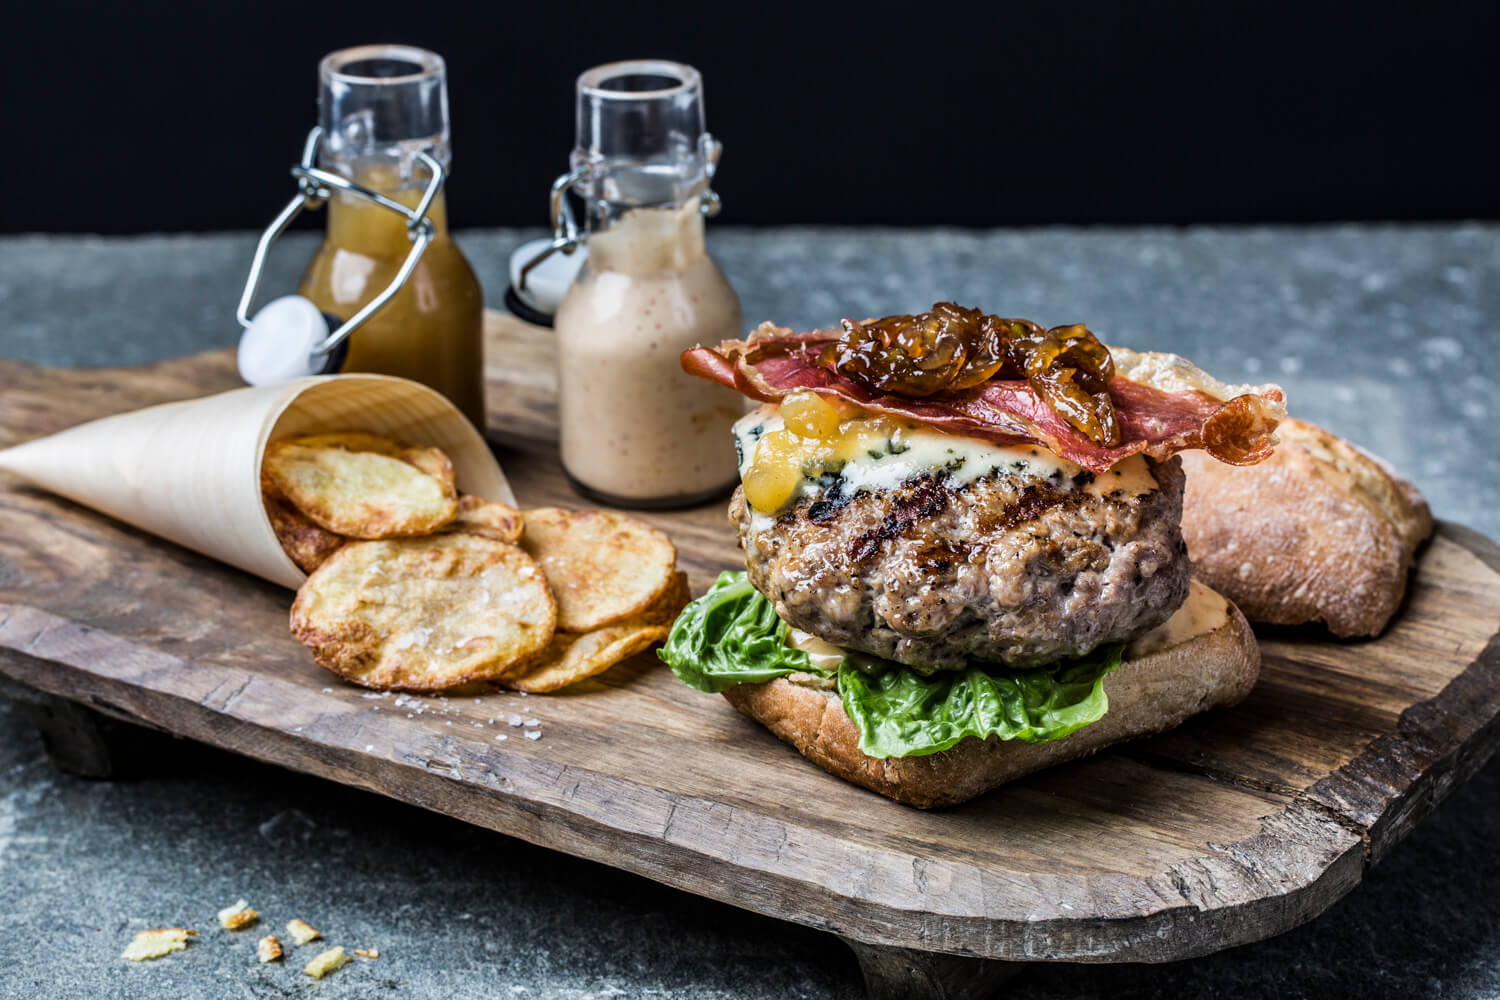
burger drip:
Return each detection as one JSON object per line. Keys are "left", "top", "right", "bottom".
{"left": 550, "top": 61, "right": 744, "bottom": 508}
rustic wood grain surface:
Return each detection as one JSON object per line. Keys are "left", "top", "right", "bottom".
{"left": 0, "top": 312, "right": 1497, "bottom": 964}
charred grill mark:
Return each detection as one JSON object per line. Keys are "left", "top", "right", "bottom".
{"left": 847, "top": 478, "right": 949, "bottom": 563}
{"left": 996, "top": 485, "right": 1079, "bottom": 531}
{"left": 808, "top": 493, "right": 854, "bottom": 523}
{"left": 912, "top": 539, "right": 969, "bottom": 574}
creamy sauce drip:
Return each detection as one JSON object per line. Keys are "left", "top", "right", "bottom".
{"left": 787, "top": 628, "right": 848, "bottom": 672}
{"left": 1125, "top": 580, "right": 1230, "bottom": 657}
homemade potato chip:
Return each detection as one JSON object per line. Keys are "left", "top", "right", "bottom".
{"left": 519, "top": 508, "right": 676, "bottom": 632}
{"left": 258, "top": 934, "right": 284, "bottom": 963}
{"left": 264, "top": 433, "right": 458, "bottom": 539}
{"left": 291, "top": 533, "right": 556, "bottom": 691}
{"left": 500, "top": 620, "right": 670, "bottom": 693}
{"left": 293, "top": 432, "right": 457, "bottom": 490}
{"left": 265, "top": 493, "right": 344, "bottom": 572}
{"left": 638, "top": 571, "right": 690, "bottom": 627}
{"left": 442, "top": 494, "right": 523, "bottom": 543}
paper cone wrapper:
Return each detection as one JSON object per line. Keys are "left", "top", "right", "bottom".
{"left": 0, "top": 374, "right": 513, "bottom": 590}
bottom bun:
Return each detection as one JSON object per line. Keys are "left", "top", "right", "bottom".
{"left": 722, "top": 586, "right": 1260, "bottom": 808}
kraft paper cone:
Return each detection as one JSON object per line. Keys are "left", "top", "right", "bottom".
{"left": 0, "top": 375, "right": 513, "bottom": 590}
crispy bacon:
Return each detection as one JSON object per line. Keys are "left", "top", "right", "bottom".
{"left": 681, "top": 323, "right": 1286, "bottom": 474}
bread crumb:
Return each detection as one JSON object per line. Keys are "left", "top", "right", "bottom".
{"left": 217, "top": 899, "right": 258, "bottom": 930}
{"left": 121, "top": 928, "right": 196, "bottom": 961}
{"left": 353, "top": 947, "right": 379, "bottom": 959}
{"left": 304, "top": 945, "right": 350, "bottom": 979}
{"left": 257, "top": 934, "right": 284, "bottom": 963}
{"left": 286, "top": 918, "right": 321, "bottom": 946}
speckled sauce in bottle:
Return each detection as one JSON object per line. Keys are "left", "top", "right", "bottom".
{"left": 551, "top": 61, "right": 744, "bottom": 508}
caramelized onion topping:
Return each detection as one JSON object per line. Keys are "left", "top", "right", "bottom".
{"left": 819, "top": 303, "right": 1122, "bottom": 446}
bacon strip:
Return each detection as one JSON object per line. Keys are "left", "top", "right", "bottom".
{"left": 681, "top": 324, "right": 1285, "bottom": 473}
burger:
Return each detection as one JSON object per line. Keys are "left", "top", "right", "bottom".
{"left": 659, "top": 303, "right": 1285, "bottom": 808}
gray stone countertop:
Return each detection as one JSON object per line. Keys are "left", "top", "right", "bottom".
{"left": 0, "top": 225, "right": 1497, "bottom": 998}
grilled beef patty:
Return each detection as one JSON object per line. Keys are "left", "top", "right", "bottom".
{"left": 731, "top": 456, "right": 1190, "bottom": 672}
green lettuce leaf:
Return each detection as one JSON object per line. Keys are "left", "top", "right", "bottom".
{"left": 837, "top": 643, "right": 1122, "bottom": 758}
{"left": 660, "top": 571, "right": 1121, "bottom": 757}
{"left": 658, "top": 571, "right": 826, "bottom": 692}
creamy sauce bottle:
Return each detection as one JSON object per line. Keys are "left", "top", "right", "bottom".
{"left": 548, "top": 60, "right": 744, "bottom": 508}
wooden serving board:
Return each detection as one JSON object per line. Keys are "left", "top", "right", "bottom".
{"left": 2, "top": 313, "right": 1499, "bottom": 995}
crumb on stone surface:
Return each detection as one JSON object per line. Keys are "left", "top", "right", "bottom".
{"left": 304, "top": 945, "right": 349, "bottom": 979}
{"left": 121, "top": 928, "right": 196, "bottom": 961}
{"left": 216, "top": 899, "right": 258, "bottom": 930}
{"left": 257, "top": 934, "right": 283, "bottom": 963}
{"left": 286, "top": 918, "right": 321, "bottom": 946}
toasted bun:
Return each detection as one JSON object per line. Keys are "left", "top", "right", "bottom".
{"left": 723, "top": 585, "right": 1259, "bottom": 808}
{"left": 1179, "top": 418, "right": 1433, "bottom": 637}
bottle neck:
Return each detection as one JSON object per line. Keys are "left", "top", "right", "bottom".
{"left": 323, "top": 155, "right": 450, "bottom": 248}
{"left": 585, "top": 200, "right": 706, "bottom": 276}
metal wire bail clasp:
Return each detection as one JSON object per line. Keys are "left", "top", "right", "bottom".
{"left": 514, "top": 167, "right": 587, "bottom": 295}
{"left": 234, "top": 127, "right": 444, "bottom": 381}
{"left": 516, "top": 134, "right": 724, "bottom": 295}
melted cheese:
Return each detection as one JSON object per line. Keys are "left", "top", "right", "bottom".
{"left": 1125, "top": 580, "right": 1231, "bottom": 657}
{"left": 734, "top": 398, "right": 1158, "bottom": 517}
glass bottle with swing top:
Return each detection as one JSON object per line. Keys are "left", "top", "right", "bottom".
{"left": 236, "top": 45, "right": 485, "bottom": 429}
{"left": 533, "top": 60, "right": 745, "bottom": 508}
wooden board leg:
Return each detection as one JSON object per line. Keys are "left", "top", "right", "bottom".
{"left": 17, "top": 691, "right": 125, "bottom": 778}
{"left": 841, "top": 937, "right": 1024, "bottom": 1000}
{"left": 0, "top": 679, "right": 167, "bottom": 779}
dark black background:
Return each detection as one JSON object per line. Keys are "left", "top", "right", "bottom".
{"left": 9, "top": 0, "right": 1497, "bottom": 233}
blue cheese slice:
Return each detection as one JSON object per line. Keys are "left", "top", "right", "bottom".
{"left": 734, "top": 406, "right": 1158, "bottom": 520}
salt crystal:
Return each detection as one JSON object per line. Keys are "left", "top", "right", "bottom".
{"left": 322, "top": 688, "right": 332, "bottom": 694}
{"left": 508, "top": 715, "right": 523, "bottom": 727}
{"left": 525, "top": 731, "right": 541, "bottom": 741}
{"left": 473, "top": 722, "right": 484, "bottom": 728}
{"left": 495, "top": 734, "right": 508, "bottom": 741}
{"left": 523, "top": 719, "right": 540, "bottom": 729}
{"left": 446, "top": 721, "right": 452, "bottom": 726}
{"left": 365, "top": 744, "right": 374, "bottom": 752}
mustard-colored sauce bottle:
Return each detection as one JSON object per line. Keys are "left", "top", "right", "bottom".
{"left": 297, "top": 45, "right": 485, "bottom": 429}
